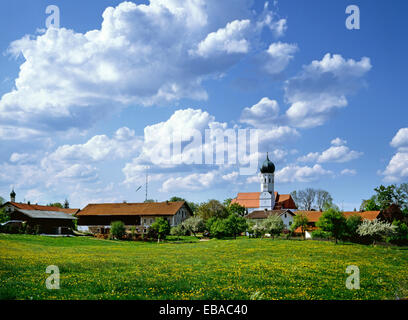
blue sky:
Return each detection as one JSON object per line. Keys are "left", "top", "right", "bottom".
{"left": 0, "top": 0, "right": 407, "bottom": 210}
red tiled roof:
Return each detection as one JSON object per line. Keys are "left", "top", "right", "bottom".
{"left": 343, "top": 211, "right": 380, "bottom": 220}
{"left": 296, "top": 210, "right": 381, "bottom": 222}
{"left": 295, "top": 211, "right": 323, "bottom": 223}
{"left": 77, "top": 201, "right": 188, "bottom": 216}
{"left": 231, "top": 192, "right": 297, "bottom": 210}
{"left": 8, "top": 202, "right": 79, "bottom": 215}
{"left": 294, "top": 226, "right": 318, "bottom": 234}
{"left": 231, "top": 192, "right": 260, "bottom": 208}
{"left": 246, "top": 209, "right": 294, "bottom": 219}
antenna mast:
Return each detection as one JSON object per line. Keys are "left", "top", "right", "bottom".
{"left": 145, "top": 166, "right": 149, "bottom": 202}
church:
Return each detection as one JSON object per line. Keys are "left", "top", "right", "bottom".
{"left": 231, "top": 153, "right": 297, "bottom": 228}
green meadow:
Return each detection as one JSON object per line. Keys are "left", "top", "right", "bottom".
{"left": 0, "top": 234, "right": 407, "bottom": 300}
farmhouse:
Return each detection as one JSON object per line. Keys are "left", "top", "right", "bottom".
{"left": 294, "top": 210, "right": 381, "bottom": 239}
{"left": 76, "top": 201, "right": 192, "bottom": 234}
{"left": 1, "top": 190, "right": 78, "bottom": 234}
{"left": 246, "top": 209, "right": 295, "bottom": 229}
{"left": 232, "top": 153, "right": 297, "bottom": 227}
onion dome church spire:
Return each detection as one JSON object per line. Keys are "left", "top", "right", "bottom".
{"left": 10, "top": 188, "right": 16, "bottom": 202}
{"left": 260, "top": 152, "right": 275, "bottom": 174}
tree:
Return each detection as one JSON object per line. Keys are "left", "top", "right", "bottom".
{"left": 187, "top": 202, "right": 199, "bottom": 215}
{"left": 169, "top": 196, "right": 185, "bottom": 202}
{"left": 196, "top": 200, "right": 228, "bottom": 220}
{"left": 0, "top": 208, "right": 10, "bottom": 223}
{"left": 291, "top": 213, "right": 309, "bottom": 239}
{"left": 291, "top": 188, "right": 333, "bottom": 211}
{"left": 316, "top": 208, "right": 347, "bottom": 244}
{"left": 249, "top": 222, "right": 267, "bottom": 238}
{"left": 150, "top": 217, "right": 170, "bottom": 242}
{"left": 182, "top": 216, "right": 205, "bottom": 238}
{"left": 209, "top": 219, "right": 229, "bottom": 239}
{"left": 226, "top": 202, "right": 247, "bottom": 217}
{"left": 298, "top": 188, "right": 317, "bottom": 211}
{"left": 144, "top": 199, "right": 157, "bottom": 203}
{"left": 223, "top": 198, "right": 232, "bottom": 207}
{"left": 48, "top": 202, "right": 63, "bottom": 208}
{"left": 64, "top": 199, "right": 70, "bottom": 209}
{"left": 316, "top": 189, "right": 333, "bottom": 211}
{"left": 224, "top": 214, "right": 248, "bottom": 239}
{"left": 345, "top": 214, "right": 363, "bottom": 242}
{"left": 374, "top": 184, "right": 408, "bottom": 210}
{"left": 388, "top": 220, "right": 408, "bottom": 245}
{"left": 110, "top": 221, "right": 126, "bottom": 240}
{"left": 357, "top": 219, "right": 396, "bottom": 245}
{"left": 360, "top": 196, "right": 380, "bottom": 211}
{"left": 262, "top": 215, "right": 284, "bottom": 239}
{"left": 0, "top": 196, "right": 5, "bottom": 206}
{"left": 170, "top": 225, "right": 188, "bottom": 239}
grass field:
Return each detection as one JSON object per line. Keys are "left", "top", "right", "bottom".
{"left": 0, "top": 234, "right": 407, "bottom": 300}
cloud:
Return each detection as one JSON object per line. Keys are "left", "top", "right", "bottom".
{"left": 297, "top": 138, "right": 362, "bottom": 163}
{"left": 190, "top": 19, "right": 251, "bottom": 58}
{"left": 331, "top": 137, "right": 347, "bottom": 146}
{"left": 0, "top": 0, "right": 284, "bottom": 136}
{"left": 275, "top": 164, "right": 333, "bottom": 183}
{"left": 264, "top": 42, "right": 297, "bottom": 74}
{"left": 256, "top": 1, "right": 287, "bottom": 37}
{"left": 160, "top": 171, "right": 218, "bottom": 192}
{"left": 284, "top": 53, "right": 372, "bottom": 128}
{"left": 240, "top": 97, "right": 280, "bottom": 127}
{"left": 382, "top": 128, "right": 408, "bottom": 182}
{"left": 390, "top": 128, "right": 408, "bottom": 149}
{"left": 382, "top": 151, "right": 408, "bottom": 183}
{"left": 44, "top": 127, "right": 142, "bottom": 163}
{"left": 341, "top": 168, "right": 357, "bottom": 176}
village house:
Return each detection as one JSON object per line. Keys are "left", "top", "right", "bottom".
{"left": 76, "top": 201, "right": 192, "bottom": 234}
{"left": 294, "top": 210, "right": 382, "bottom": 239}
{"left": 245, "top": 209, "right": 296, "bottom": 229}
{"left": 1, "top": 189, "right": 78, "bottom": 234}
{"left": 231, "top": 153, "right": 297, "bottom": 228}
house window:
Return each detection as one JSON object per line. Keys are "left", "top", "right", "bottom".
{"left": 150, "top": 219, "right": 153, "bottom": 224}
{"left": 284, "top": 214, "right": 287, "bottom": 218}
{"left": 143, "top": 218, "right": 146, "bottom": 224}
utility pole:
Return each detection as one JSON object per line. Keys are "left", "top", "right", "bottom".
{"left": 145, "top": 166, "right": 149, "bottom": 202}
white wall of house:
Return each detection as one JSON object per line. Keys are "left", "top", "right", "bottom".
{"left": 280, "top": 212, "right": 294, "bottom": 229}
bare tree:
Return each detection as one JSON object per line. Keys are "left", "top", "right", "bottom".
{"left": 316, "top": 189, "right": 333, "bottom": 211}
{"left": 291, "top": 188, "right": 333, "bottom": 211}
{"left": 298, "top": 188, "right": 316, "bottom": 211}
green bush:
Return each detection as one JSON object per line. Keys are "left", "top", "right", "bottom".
{"left": 110, "top": 221, "right": 126, "bottom": 240}
{"left": 209, "top": 219, "right": 229, "bottom": 239}
{"left": 311, "top": 229, "right": 331, "bottom": 239}
{"left": 388, "top": 220, "right": 408, "bottom": 245}
{"left": 316, "top": 208, "right": 347, "bottom": 243}
{"left": 170, "top": 225, "right": 188, "bottom": 237}
{"left": 150, "top": 218, "right": 171, "bottom": 241}
{"left": 224, "top": 214, "right": 248, "bottom": 239}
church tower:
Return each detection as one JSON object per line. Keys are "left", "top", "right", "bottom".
{"left": 259, "top": 153, "right": 275, "bottom": 210}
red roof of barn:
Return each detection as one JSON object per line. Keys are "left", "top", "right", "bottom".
{"left": 7, "top": 202, "right": 79, "bottom": 215}
{"left": 77, "top": 201, "right": 189, "bottom": 217}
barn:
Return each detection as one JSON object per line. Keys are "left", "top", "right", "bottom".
{"left": 2, "top": 201, "right": 78, "bottom": 234}
{"left": 76, "top": 201, "right": 192, "bottom": 234}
